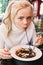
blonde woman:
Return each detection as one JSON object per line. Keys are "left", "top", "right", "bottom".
{"left": 0, "top": 0, "right": 43, "bottom": 65}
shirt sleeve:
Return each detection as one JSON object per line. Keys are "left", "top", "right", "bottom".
{"left": 0, "top": 34, "right": 5, "bottom": 49}
{"left": 0, "top": 23, "right": 8, "bottom": 49}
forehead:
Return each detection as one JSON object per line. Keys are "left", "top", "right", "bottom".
{"left": 16, "top": 7, "right": 33, "bottom": 17}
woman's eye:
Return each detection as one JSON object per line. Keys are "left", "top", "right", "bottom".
{"left": 18, "top": 17, "right": 24, "bottom": 20}
{"left": 27, "top": 16, "right": 32, "bottom": 20}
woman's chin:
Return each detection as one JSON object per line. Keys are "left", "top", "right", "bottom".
{"left": 18, "top": 26, "right": 28, "bottom": 31}
{"left": 22, "top": 27, "right": 28, "bottom": 31}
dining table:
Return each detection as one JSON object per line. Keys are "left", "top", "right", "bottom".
{"left": 0, "top": 45, "right": 43, "bottom": 65}
{"left": 13, "top": 45, "right": 43, "bottom": 65}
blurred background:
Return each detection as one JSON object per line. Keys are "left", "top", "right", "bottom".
{"left": 0, "top": 0, "right": 43, "bottom": 34}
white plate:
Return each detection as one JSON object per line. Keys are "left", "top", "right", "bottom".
{"left": 10, "top": 45, "right": 42, "bottom": 61}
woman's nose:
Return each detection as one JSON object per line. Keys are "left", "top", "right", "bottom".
{"left": 23, "top": 19, "right": 27, "bottom": 24}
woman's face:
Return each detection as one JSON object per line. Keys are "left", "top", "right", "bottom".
{"left": 14, "top": 7, "right": 33, "bottom": 31}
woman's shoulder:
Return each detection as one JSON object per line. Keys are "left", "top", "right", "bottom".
{"left": 0, "top": 23, "right": 8, "bottom": 37}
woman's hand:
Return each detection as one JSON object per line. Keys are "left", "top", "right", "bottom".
{"left": 0, "top": 48, "right": 12, "bottom": 59}
{"left": 36, "top": 35, "right": 43, "bottom": 45}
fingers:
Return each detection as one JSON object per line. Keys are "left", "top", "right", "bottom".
{"left": 1, "top": 54, "right": 12, "bottom": 59}
{"left": 4, "top": 48, "right": 9, "bottom": 52}
{"left": 0, "top": 52, "right": 3, "bottom": 59}
{"left": 36, "top": 35, "right": 43, "bottom": 45}
{"left": 0, "top": 49, "right": 12, "bottom": 59}
{"left": 37, "top": 35, "right": 42, "bottom": 39}
{"left": 0, "top": 54, "right": 12, "bottom": 59}
{"left": 4, "top": 48, "right": 10, "bottom": 55}
{"left": 0, "top": 49, "right": 10, "bottom": 55}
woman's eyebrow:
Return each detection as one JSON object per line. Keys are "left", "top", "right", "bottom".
{"left": 27, "top": 16, "right": 32, "bottom": 19}
{"left": 18, "top": 16, "right": 32, "bottom": 19}
{"left": 18, "top": 16, "right": 24, "bottom": 19}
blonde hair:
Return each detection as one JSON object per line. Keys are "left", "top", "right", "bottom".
{"left": 2, "top": 0, "right": 33, "bottom": 35}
